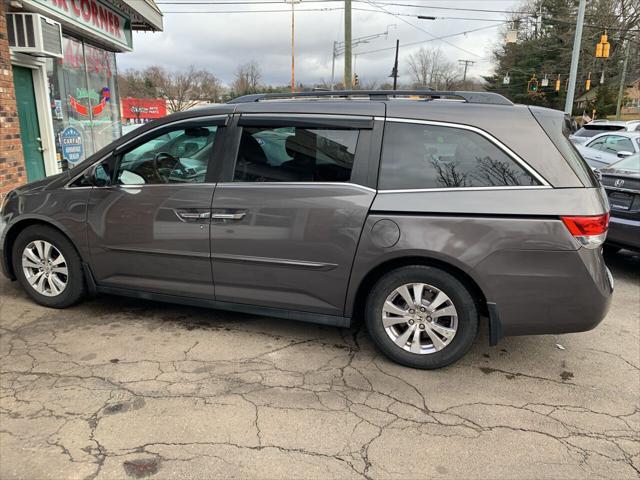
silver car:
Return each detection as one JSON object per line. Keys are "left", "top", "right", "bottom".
{"left": 570, "top": 120, "right": 640, "bottom": 145}
{"left": 576, "top": 131, "right": 640, "bottom": 168}
{"left": 1, "top": 90, "right": 613, "bottom": 369}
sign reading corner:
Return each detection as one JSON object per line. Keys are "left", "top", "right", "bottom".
{"left": 24, "top": 0, "right": 132, "bottom": 51}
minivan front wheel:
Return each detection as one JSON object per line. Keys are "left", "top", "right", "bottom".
{"left": 12, "top": 225, "right": 86, "bottom": 308}
{"left": 366, "top": 266, "right": 478, "bottom": 369}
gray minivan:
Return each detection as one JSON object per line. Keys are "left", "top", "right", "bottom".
{"left": 0, "top": 91, "right": 613, "bottom": 369}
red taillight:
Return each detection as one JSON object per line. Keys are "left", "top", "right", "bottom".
{"left": 561, "top": 213, "right": 609, "bottom": 248}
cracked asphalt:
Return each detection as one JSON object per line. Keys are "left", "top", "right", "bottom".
{"left": 1, "top": 251, "right": 638, "bottom": 480}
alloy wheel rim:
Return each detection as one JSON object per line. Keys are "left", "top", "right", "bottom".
{"left": 382, "top": 282, "right": 458, "bottom": 354}
{"left": 21, "top": 240, "right": 68, "bottom": 297}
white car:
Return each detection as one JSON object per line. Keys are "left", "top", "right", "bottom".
{"left": 575, "top": 131, "right": 640, "bottom": 169}
{"left": 570, "top": 120, "right": 640, "bottom": 145}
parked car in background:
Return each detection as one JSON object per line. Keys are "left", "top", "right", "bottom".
{"left": 570, "top": 120, "right": 640, "bottom": 145}
{"left": 1, "top": 90, "right": 613, "bottom": 369}
{"left": 597, "top": 153, "right": 640, "bottom": 253}
{"left": 575, "top": 131, "right": 640, "bottom": 169}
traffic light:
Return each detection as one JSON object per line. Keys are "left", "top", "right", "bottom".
{"left": 353, "top": 74, "right": 359, "bottom": 87}
{"left": 585, "top": 72, "right": 592, "bottom": 91}
{"left": 527, "top": 75, "right": 539, "bottom": 94}
{"left": 595, "top": 32, "right": 610, "bottom": 58}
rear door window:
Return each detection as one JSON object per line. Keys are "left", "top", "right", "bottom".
{"left": 601, "top": 135, "right": 635, "bottom": 154}
{"left": 379, "top": 122, "right": 540, "bottom": 190}
{"left": 233, "top": 126, "right": 359, "bottom": 183}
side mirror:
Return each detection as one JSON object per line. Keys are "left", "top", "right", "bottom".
{"left": 617, "top": 150, "right": 633, "bottom": 158}
{"left": 83, "top": 162, "right": 112, "bottom": 187}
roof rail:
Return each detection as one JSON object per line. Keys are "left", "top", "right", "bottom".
{"left": 227, "top": 90, "right": 513, "bottom": 106}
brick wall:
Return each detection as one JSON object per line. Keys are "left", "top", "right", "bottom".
{"left": 0, "top": 1, "right": 26, "bottom": 198}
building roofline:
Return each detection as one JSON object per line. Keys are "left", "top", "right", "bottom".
{"left": 121, "top": 0, "right": 163, "bottom": 32}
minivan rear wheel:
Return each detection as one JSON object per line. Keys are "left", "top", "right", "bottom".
{"left": 365, "top": 266, "right": 478, "bottom": 369}
{"left": 12, "top": 225, "right": 86, "bottom": 308}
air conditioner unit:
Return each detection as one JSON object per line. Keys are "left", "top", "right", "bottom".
{"left": 6, "top": 13, "right": 63, "bottom": 58}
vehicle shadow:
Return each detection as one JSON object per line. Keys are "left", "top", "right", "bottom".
{"left": 2, "top": 248, "right": 636, "bottom": 378}
{"left": 604, "top": 249, "right": 640, "bottom": 283}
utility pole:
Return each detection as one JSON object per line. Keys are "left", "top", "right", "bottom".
{"left": 391, "top": 39, "right": 399, "bottom": 90}
{"left": 458, "top": 59, "right": 475, "bottom": 83}
{"left": 331, "top": 41, "right": 337, "bottom": 90}
{"left": 288, "top": 0, "right": 300, "bottom": 93}
{"left": 344, "top": 0, "right": 352, "bottom": 89}
{"left": 565, "top": 0, "right": 586, "bottom": 115}
{"left": 615, "top": 38, "right": 631, "bottom": 120}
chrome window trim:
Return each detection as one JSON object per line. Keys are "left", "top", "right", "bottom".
{"left": 217, "top": 182, "right": 377, "bottom": 193}
{"left": 117, "top": 183, "right": 218, "bottom": 188}
{"left": 378, "top": 185, "right": 551, "bottom": 194}
{"left": 376, "top": 116, "right": 552, "bottom": 188}
{"left": 64, "top": 114, "right": 229, "bottom": 190}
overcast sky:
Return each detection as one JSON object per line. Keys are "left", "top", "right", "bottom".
{"left": 117, "top": 0, "right": 523, "bottom": 87}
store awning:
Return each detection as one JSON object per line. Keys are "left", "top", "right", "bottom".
{"left": 16, "top": 0, "right": 163, "bottom": 52}
{"left": 123, "top": 0, "right": 163, "bottom": 32}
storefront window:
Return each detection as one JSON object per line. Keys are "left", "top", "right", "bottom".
{"left": 47, "top": 35, "right": 121, "bottom": 170}
{"left": 84, "top": 44, "right": 121, "bottom": 153}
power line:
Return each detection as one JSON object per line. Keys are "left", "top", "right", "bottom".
{"left": 162, "top": 7, "right": 339, "bottom": 12}
{"left": 356, "top": 21, "right": 505, "bottom": 56}
{"left": 358, "top": 0, "right": 483, "bottom": 57}
{"left": 369, "top": 2, "right": 529, "bottom": 15}
{"left": 159, "top": 6, "right": 513, "bottom": 23}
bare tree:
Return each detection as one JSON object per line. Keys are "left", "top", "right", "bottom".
{"left": 407, "top": 47, "right": 461, "bottom": 89}
{"left": 233, "top": 61, "right": 262, "bottom": 95}
{"left": 117, "top": 65, "right": 223, "bottom": 112}
{"left": 151, "top": 66, "right": 223, "bottom": 112}
{"left": 117, "top": 69, "right": 156, "bottom": 98}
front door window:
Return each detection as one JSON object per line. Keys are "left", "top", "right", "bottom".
{"left": 116, "top": 126, "right": 218, "bottom": 185}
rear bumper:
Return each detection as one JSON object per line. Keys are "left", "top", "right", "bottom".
{"left": 475, "top": 247, "right": 613, "bottom": 337}
{"left": 607, "top": 215, "right": 640, "bottom": 251}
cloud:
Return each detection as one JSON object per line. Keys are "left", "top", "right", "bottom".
{"left": 117, "top": 1, "right": 514, "bottom": 86}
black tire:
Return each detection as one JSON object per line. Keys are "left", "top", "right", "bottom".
{"left": 12, "top": 225, "right": 86, "bottom": 308}
{"left": 365, "top": 265, "right": 478, "bottom": 369}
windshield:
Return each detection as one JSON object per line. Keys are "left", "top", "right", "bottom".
{"left": 574, "top": 125, "right": 626, "bottom": 137}
{"left": 606, "top": 153, "right": 640, "bottom": 173}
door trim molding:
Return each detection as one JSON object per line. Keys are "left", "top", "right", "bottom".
{"left": 212, "top": 253, "right": 338, "bottom": 271}
{"left": 105, "top": 245, "right": 210, "bottom": 259}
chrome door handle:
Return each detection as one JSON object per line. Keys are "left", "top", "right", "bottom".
{"left": 211, "top": 212, "right": 246, "bottom": 220}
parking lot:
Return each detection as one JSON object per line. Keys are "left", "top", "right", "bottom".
{"left": 0, "top": 251, "right": 638, "bottom": 480}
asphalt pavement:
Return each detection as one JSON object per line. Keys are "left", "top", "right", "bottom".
{"left": 1, "top": 250, "right": 638, "bottom": 479}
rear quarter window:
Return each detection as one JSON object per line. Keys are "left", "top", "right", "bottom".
{"left": 529, "top": 108, "right": 598, "bottom": 187}
{"left": 379, "top": 121, "right": 540, "bottom": 190}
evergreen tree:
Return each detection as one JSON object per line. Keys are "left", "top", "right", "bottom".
{"left": 484, "top": 0, "right": 639, "bottom": 115}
